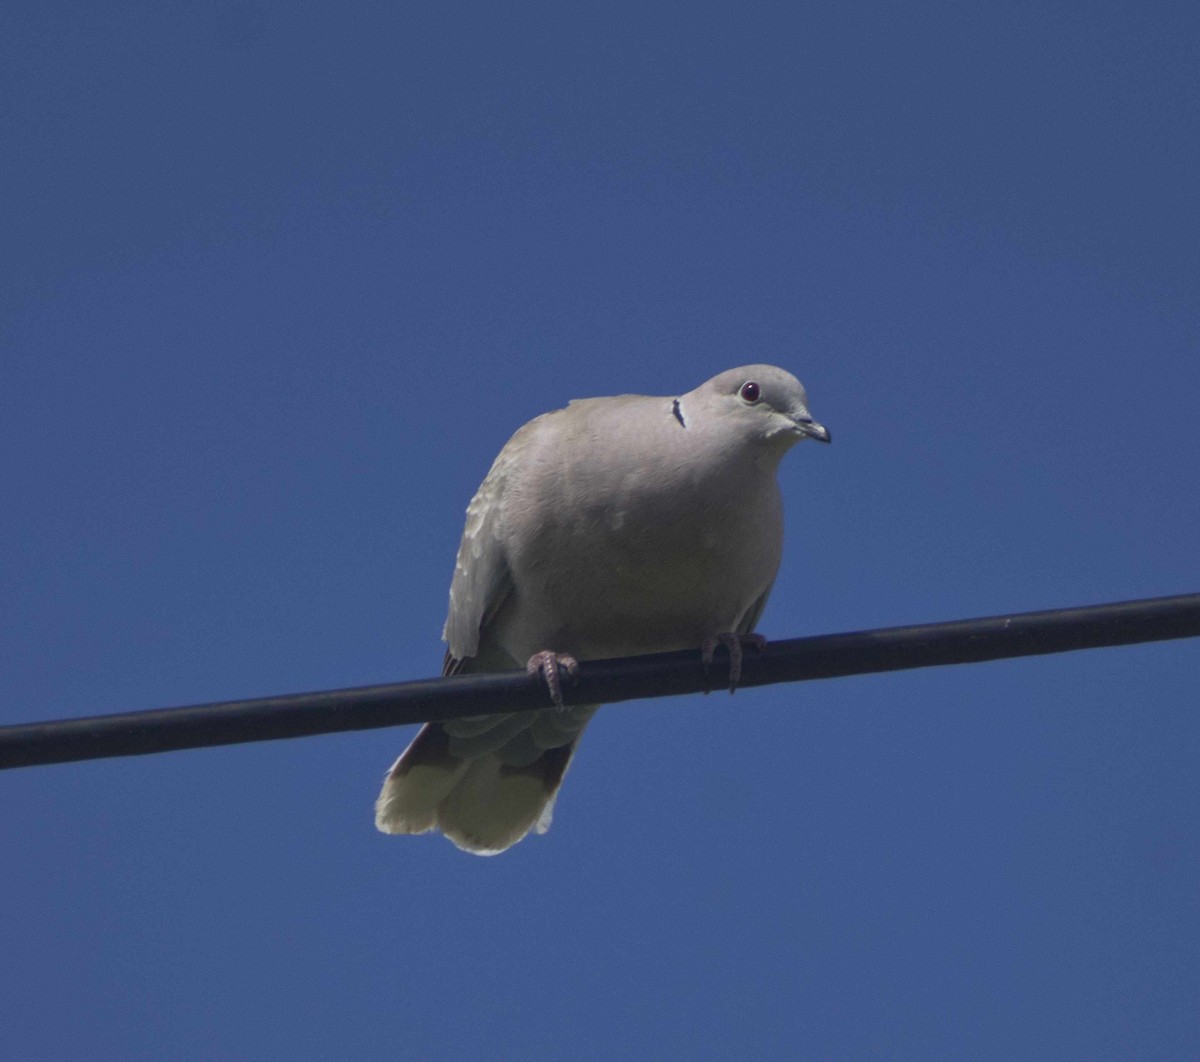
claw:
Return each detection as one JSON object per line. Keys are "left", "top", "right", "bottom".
{"left": 701, "top": 633, "right": 767, "bottom": 693}
{"left": 526, "top": 651, "right": 580, "bottom": 708}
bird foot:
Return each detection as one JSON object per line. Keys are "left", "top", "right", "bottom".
{"left": 526, "top": 651, "right": 580, "bottom": 709}
{"left": 701, "top": 633, "right": 767, "bottom": 693}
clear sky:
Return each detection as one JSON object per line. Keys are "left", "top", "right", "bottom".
{"left": 2, "top": 2, "right": 1197, "bottom": 1059}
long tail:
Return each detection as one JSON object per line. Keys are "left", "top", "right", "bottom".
{"left": 374, "top": 706, "right": 597, "bottom": 855}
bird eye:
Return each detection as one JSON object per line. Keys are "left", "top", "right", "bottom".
{"left": 739, "top": 381, "right": 761, "bottom": 403}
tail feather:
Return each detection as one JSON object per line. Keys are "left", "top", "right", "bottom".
{"left": 374, "top": 724, "right": 469, "bottom": 835}
{"left": 437, "top": 752, "right": 563, "bottom": 855}
{"left": 443, "top": 710, "right": 539, "bottom": 760}
{"left": 374, "top": 709, "right": 594, "bottom": 855}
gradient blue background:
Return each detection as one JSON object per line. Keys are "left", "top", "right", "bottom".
{"left": 2, "top": 3, "right": 1197, "bottom": 1059}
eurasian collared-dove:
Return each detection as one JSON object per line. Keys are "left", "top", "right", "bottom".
{"left": 375, "top": 365, "right": 829, "bottom": 854}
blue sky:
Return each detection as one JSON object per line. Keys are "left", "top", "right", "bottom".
{"left": 2, "top": 2, "right": 1197, "bottom": 1058}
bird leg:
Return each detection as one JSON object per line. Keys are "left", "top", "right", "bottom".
{"left": 701, "top": 633, "right": 767, "bottom": 693}
{"left": 526, "top": 651, "right": 580, "bottom": 709}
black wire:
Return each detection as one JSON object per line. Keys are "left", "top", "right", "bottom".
{"left": 2, "top": 592, "right": 1197, "bottom": 771}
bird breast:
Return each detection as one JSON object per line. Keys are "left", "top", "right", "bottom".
{"left": 497, "top": 442, "right": 784, "bottom": 660}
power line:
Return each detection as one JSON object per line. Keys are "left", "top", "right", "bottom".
{"left": 1, "top": 592, "right": 1197, "bottom": 771}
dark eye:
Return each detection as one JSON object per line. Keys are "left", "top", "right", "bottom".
{"left": 739, "top": 381, "right": 761, "bottom": 403}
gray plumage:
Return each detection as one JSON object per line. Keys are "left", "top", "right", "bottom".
{"left": 375, "top": 364, "right": 829, "bottom": 854}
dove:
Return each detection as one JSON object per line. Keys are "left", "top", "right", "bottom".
{"left": 375, "top": 364, "right": 829, "bottom": 854}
